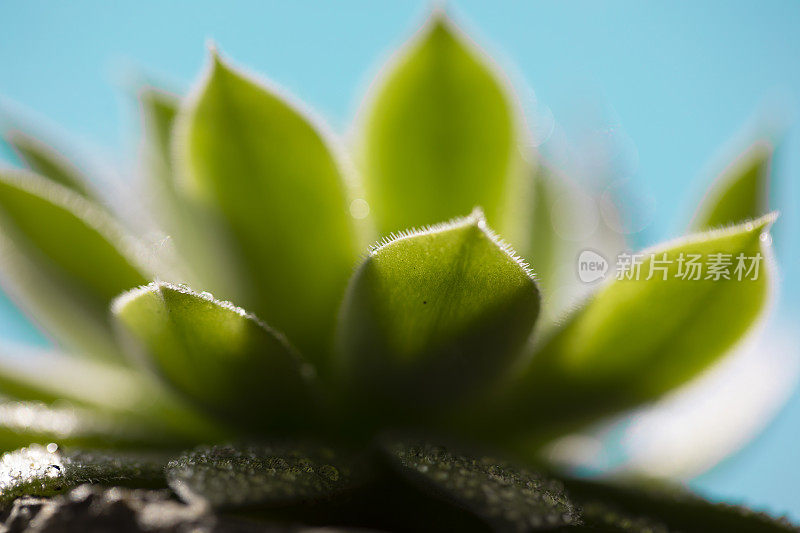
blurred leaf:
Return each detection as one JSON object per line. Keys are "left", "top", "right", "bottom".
{"left": 562, "top": 477, "right": 798, "bottom": 533}
{"left": 0, "top": 169, "right": 149, "bottom": 360}
{"left": 358, "top": 13, "right": 524, "bottom": 240}
{"left": 337, "top": 210, "right": 539, "bottom": 418}
{"left": 136, "top": 86, "right": 224, "bottom": 296}
{"left": 566, "top": 502, "right": 670, "bottom": 533}
{"left": 504, "top": 215, "right": 776, "bottom": 436}
{"left": 0, "top": 171, "right": 145, "bottom": 300}
{"left": 0, "top": 444, "right": 166, "bottom": 503}
{"left": 0, "top": 345, "right": 150, "bottom": 409}
{"left": 0, "top": 237, "right": 122, "bottom": 360}
{"left": 166, "top": 443, "right": 362, "bottom": 509}
{"left": 526, "top": 162, "right": 626, "bottom": 326}
{"left": 381, "top": 438, "right": 581, "bottom": 531}
{"left": 140, "top": 88, "right": 179, "bottom": 174}
{"left": 527, "top": 165, "right": 559, "bottom": 291}
{"left": 692, "top": 140, "right": 773, "bottom": 230}
{"left": 113, "top": 282, "right": 317, "bottom": 431}
{"left": 139, "top": 87, "right": 182, "bottom": 220}
{"left": 0, "top": 345, "right": 232, "bottom": 447}
{"left": 175, "top": 50, "right": 359, "bottom": 367}
{"left": 0, "top": 401, "right": 172, "bottom": 450}
{"left": 4, "top": 130, "right": 93, "bottom": 198}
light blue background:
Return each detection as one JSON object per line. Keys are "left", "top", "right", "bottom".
{"left": 1, "top": 0, "right": 799, "bottom": 521}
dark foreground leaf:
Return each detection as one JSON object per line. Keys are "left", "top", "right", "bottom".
{"left": 380, "top": 438, "right": 581, "bottom": 532}
{"left": 166, "top": 443, "right": 362, "bottom": 510}
{"left": 560, "top": 477, "right": 798, "bottom": 533}
{"left": 0, "top": 444, "right": 167, "bottom": 505}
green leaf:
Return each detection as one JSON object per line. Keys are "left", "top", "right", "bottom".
{"left": 0, "top": 169, "right": 149, "bottom": 360}
{"left": 112, "top": 282, "right": 317, "bottom": 431}
{"left": 0, "top": 401, "right": 173, "bottom": 450}
{"left": 166, "top": 443, "right": 362, "bottom": 509}
{"left": 0, "top": 345, "right": 150, "bottom": 409}
{"left": 4, "top": 129, "right": 94, "bottom": 197}
{"left": 336, "top": 210, "right": 539, "bottom": 417}
{"left": 692, "top": 140, "right": 773, "bottom": 230}
{"left": 138, "top": 87, "right": 182, "bottom": 217}
{"left": 505, "top": 215, "right": 776, "bottom": 435}
{"left": 526, "top": 162, "right": 626, "bottom": 326}
{"left": 139, "top": 87, "right": 179, "bottom": 174}
{"left": 0, "top": 348, "right": 232, "bottom": 448}
{"left": 358, "top": 13, "right": 525, "bottom": 240}
{"left": 137, "top": 86, "right": 227, "bottom": 296}
{"left": 381, "top": 438, "right": 581, "bottom": 531}
{"left": 175, "top": 49, "right": 359, "bottom": 367}
{"left": 563, "top": 477, "right": 797, "bottom": 533}
{"left": 0, "top": 444, "right": 167, "bottom": 504}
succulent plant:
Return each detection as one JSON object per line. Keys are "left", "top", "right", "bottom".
{"left": 0, "top": 11, "right": 793, "bottom": 532}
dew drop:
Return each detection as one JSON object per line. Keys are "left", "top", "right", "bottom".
{"left": 44, "top": 465, "right": 61, "bottom": 478}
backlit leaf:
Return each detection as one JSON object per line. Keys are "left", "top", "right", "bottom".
{"left": 138, "top": 87, "right": 182, "bottom": 222}
{"left": 4, "top": 129, "right": 93, "bottom": 197}
{"left": 0, "top": 169, "right": 149, "bottom": 360}
{"left": 0, "top": 401, "right": 168, "bottom": 451}
{"left": 526, "top": 162, "right": 626, "bottom": 326}
{"left": 504, "top": 215, "right": 776, "bottom": 436}
{"left": 358, "top": 13, "right": 525, "bottom": 239}
{"left": 692, "top": 140, "right": 773, "bottom": 230}
{"left": 0, "top": 345, "right": 149, "bottom": 409}
{"left": 112, "top": 282, "right": 317, "bottom": 431}
{"left": 175, "top": 50, "right": 359, "bottom": 367}
{"left": 137, "top": 86, "right": 230, "bottom": 296}
{"left": 337, "top": 210, "right": 539, "bottom": 418}
{"left": 139, "top": 87, "right": 179, "bottom": 176}
{"left": 0, "top": 347, "right": 229, "bottom": 450}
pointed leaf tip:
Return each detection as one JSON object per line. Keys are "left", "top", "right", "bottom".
{"left": 4, "top": 129, "right": 93, "bottom": 197}
{"left": 337, "top": 214, "right": 539, "bottom": 419}
{"left": 692, "top": 140, "right": 774, "bottom": 231}
{"left": 506, "top": 217, "right": 776, "bottom": 435}
{"left": 358, "top": 11, "right": 523, "bottom": 238}
{"left": 205, "top": 38, "right": 220, "bottom": 57}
